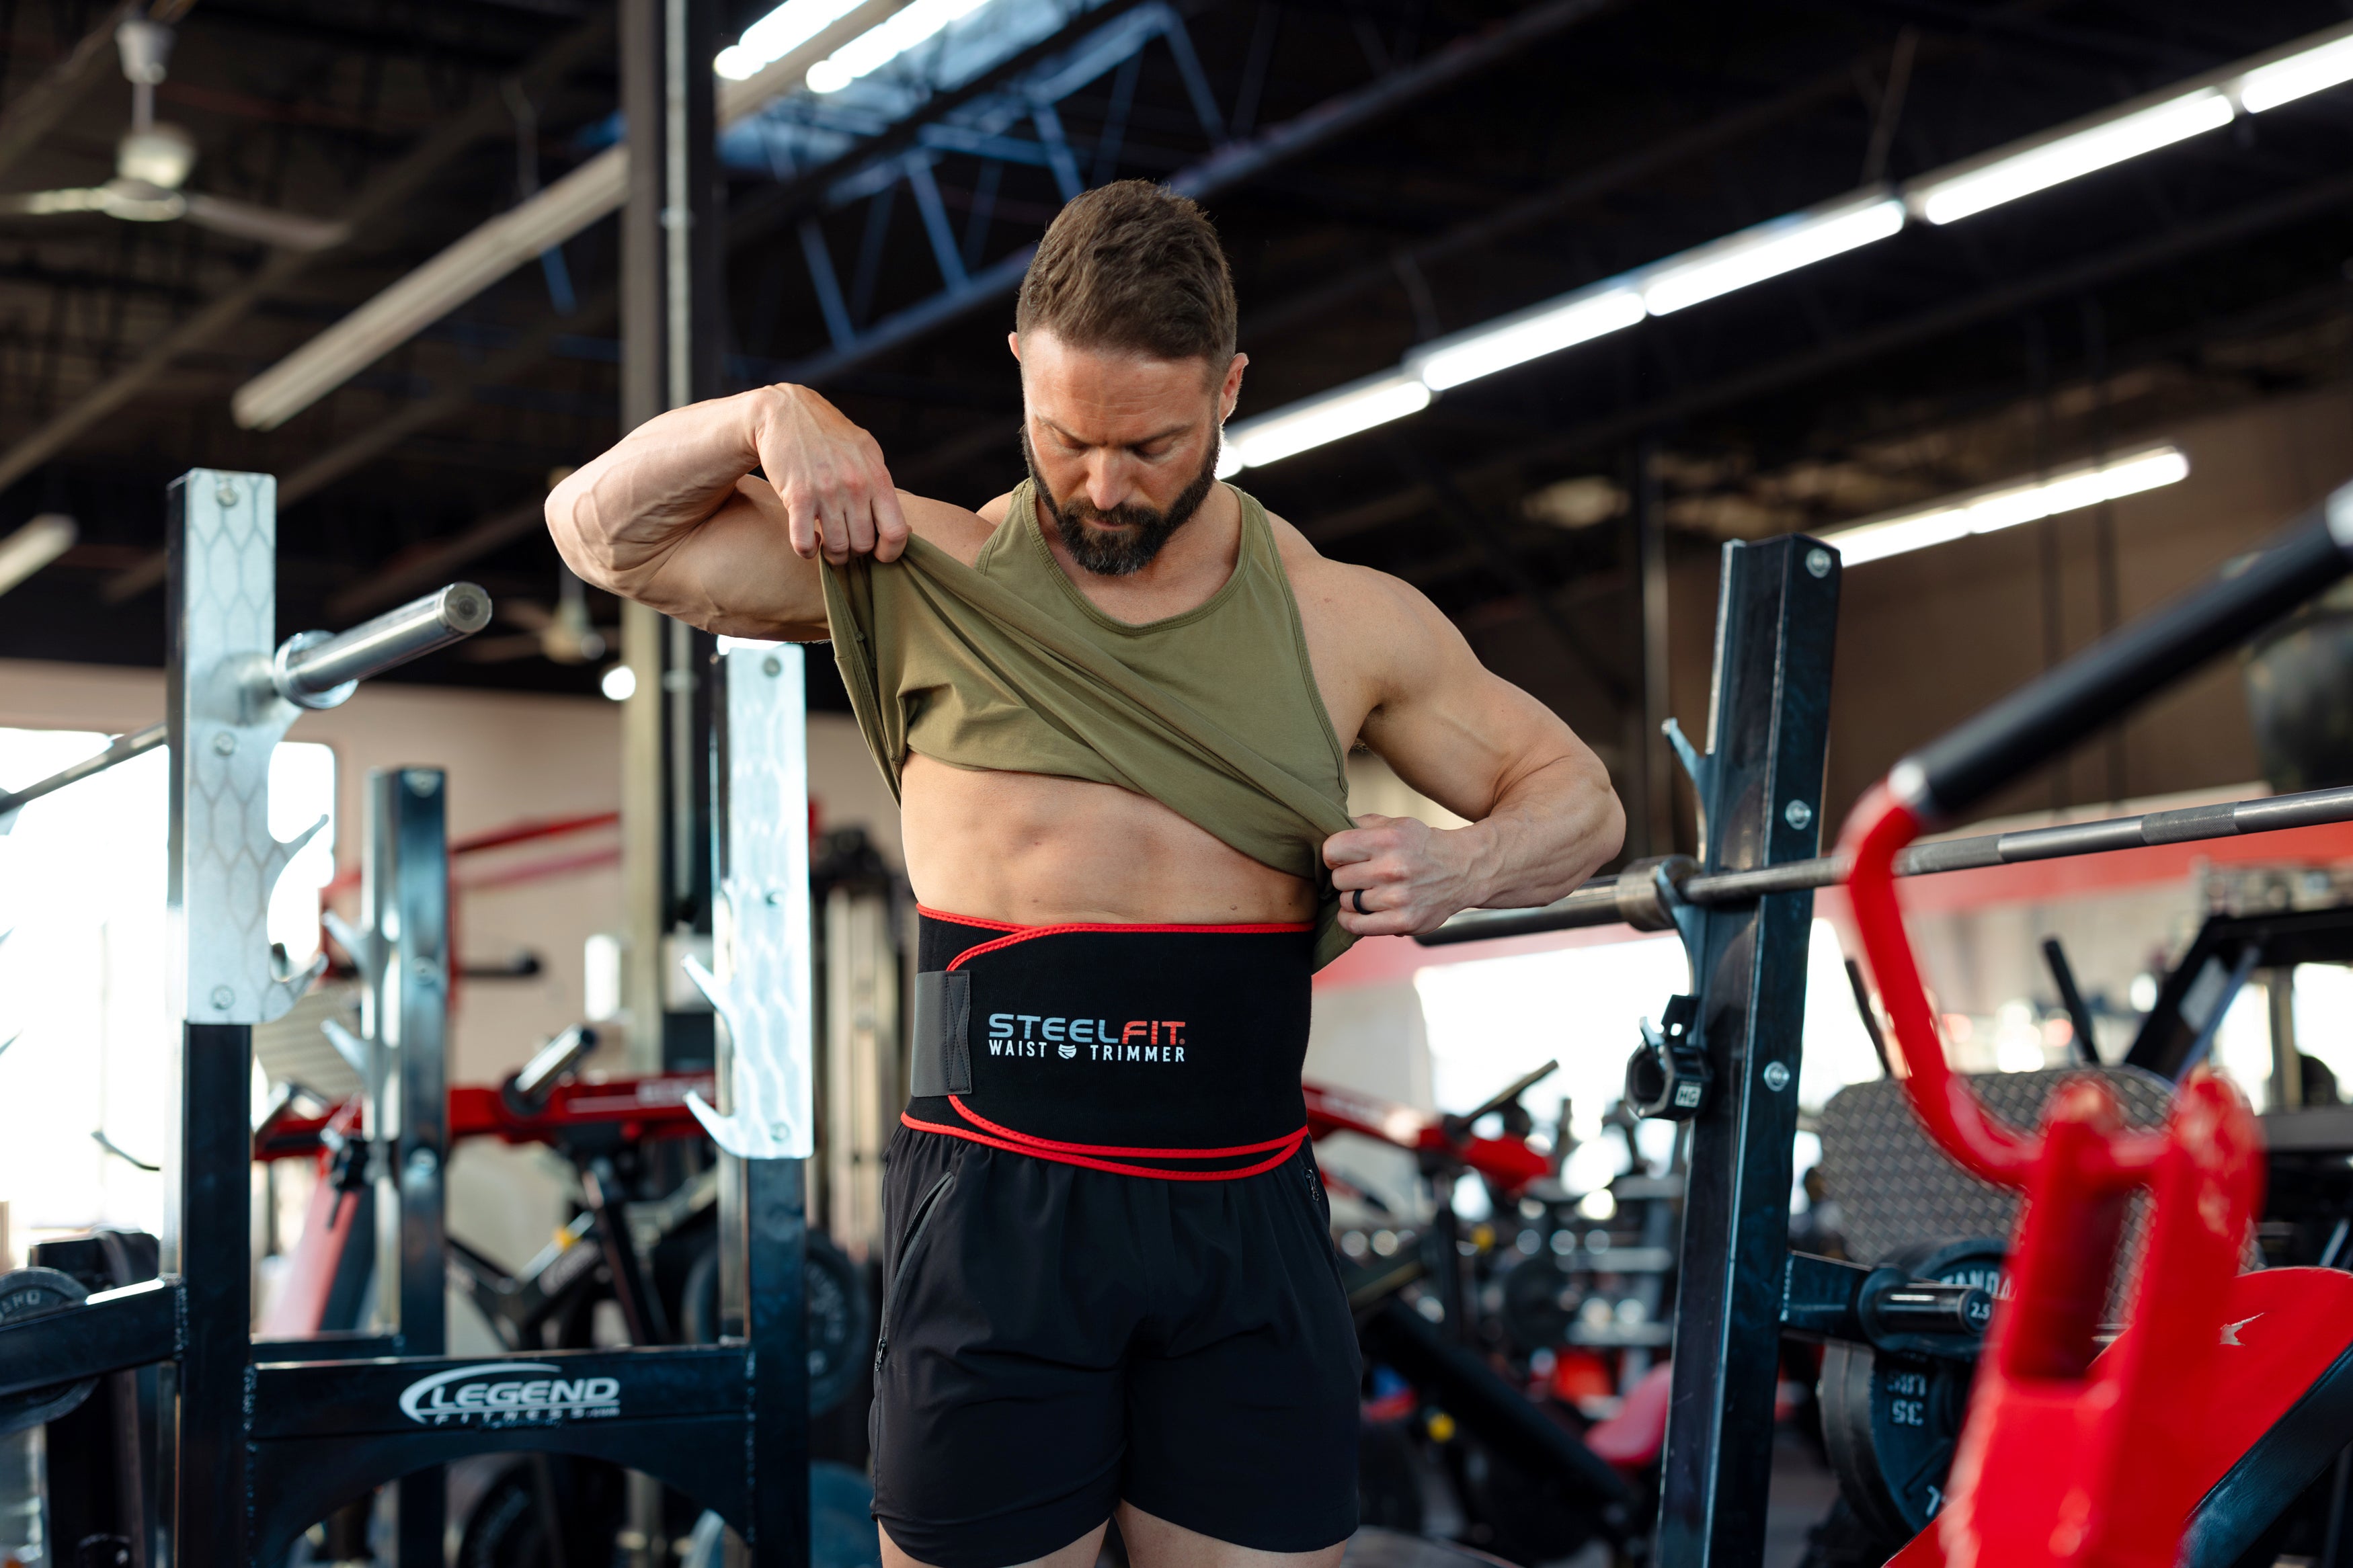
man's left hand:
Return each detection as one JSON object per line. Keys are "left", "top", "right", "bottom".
{"left": 1324, "top": 813, "right": 1485, "bottom": 938}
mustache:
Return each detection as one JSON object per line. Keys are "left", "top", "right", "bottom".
{"left": 1019, "top": 427, "right": 1221, "bottom": 577}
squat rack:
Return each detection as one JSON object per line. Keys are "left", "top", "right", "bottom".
{"left": 0, "top": 470, "right": 819, "bottom": 1565}
{"left": 1415, "top": 485, "right": 2353, "bottom": 1568}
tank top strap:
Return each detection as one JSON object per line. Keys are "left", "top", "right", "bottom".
{"left": 975, "top": 481, "right": 1039, "bottom": 574}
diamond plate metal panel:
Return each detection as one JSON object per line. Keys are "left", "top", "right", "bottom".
{"left": 1814, "top": 1067, "right": 2178, "bottom": 1266}
{"left": 686, "top": 645, "right": 814, "bottom": 1158}
{"left": 165, "top": 470, "right": 325, "bottom": 1026}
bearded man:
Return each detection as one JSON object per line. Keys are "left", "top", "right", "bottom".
{"left": 549, "top": 179, "right": 1623, "bottom": 1568}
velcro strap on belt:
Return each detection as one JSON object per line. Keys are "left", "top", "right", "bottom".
{"left": 910, "top": 971, "right": 971, "bottom": 1097}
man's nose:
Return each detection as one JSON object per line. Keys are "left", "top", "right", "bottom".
{"left": 1083, "top": 454, "right": 1133, "bottom": 511}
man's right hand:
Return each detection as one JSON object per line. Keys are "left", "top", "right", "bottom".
{"left": 550, "top": 383, "right": 918, "bottom": 641}
{"left": 752, "top": 384, "right": 911, "bottom": 565}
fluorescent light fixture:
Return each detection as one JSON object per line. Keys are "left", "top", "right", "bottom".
{"left": 233, "top": 152, "right": 627, "bottom": 431}
{"left": 717, "top": 0, "right": 871, "bottom": 81}
{"left": 1410, "top": 288, "right": 1646, "bottom": 391}
{"left": 1906, "top": 90, "right": 2233, "bottom": 226}
{"left": 1640, "top": 195, "right": 1906, "bottom": 317}
{"left": 1824, "top": 444, "right": 2188, "bottom": 566}
{"left": 231, "top": 0, "right": 909, "bottom": 433}
{"left": 0, "top": 513, "right": 74, "bottom": 597}
{"left": 1221, "top": 373, "right": 1431, "bottom": 473}
{"left": 807, "top": 0, "right": 988, "bottom": 91}
{"left": 2236, "top": 29, "right": 2353, "bottom": 112}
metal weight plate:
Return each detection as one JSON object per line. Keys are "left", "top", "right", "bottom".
{"left": 680, "top": 1230, "right": 870, "bottom": 1415}
{"left": 0, "top": 1266, "right": 95, "bottom": 1436}
{"left": 1820, "top": 1238, "right": 2006, "bottom": 1549}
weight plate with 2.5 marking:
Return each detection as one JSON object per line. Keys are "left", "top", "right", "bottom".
{"left": 0, "top": 1266, "right": 96, "bottom": 1436}
{"left": 1821, "top": 1237, "right": 2005, "bottom": 1549}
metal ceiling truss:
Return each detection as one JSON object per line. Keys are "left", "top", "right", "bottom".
{"left": 259, "top": 0, "right": 1618, "bottom": 507}
{"left": 787, "top": 0, "right": 1215, "bottom": 362}
{"left": 762, "top": 0, "right": 1620, "bottom": 386}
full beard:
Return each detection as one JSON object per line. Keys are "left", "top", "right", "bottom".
{"left": 1021, "top": 429, "right": 1222, "bottom": 577}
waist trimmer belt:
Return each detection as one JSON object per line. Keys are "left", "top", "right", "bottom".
{"left": 902, "top": 908, "right": 1316, "bottom": 1178}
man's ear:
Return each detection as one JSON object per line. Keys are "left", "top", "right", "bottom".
{"left": 1219, "top": 352, "right": 1248, "bottom": 420}
{"left": 1008, "top": 331, "right": 1023, "bottom": 362}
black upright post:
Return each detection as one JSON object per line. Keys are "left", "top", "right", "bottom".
{"left": 170, "top": 1021, "right": 253, "bottom": 1565}
{"left": 1654, "top": 538, "right": 1840, "bottom": 1568}
{"left": 371, "top": 767, "right": 450, "bottom": 1567}
{"left": 748, "top": 1159, "right": 811, "bottom": 1565}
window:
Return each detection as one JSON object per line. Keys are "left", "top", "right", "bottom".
{"left": 0, "top": 729, "right": 334, "bottom": 1236}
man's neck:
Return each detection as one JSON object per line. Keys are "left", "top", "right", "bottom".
{"left": 1035, "top": 481, "right": 1244, "bottom": 621}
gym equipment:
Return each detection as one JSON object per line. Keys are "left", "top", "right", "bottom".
{"left": 1817, "top": 1237, "right": 2003, "bottom": 1546}
{"left": 1400, "top": 481, "right": 2353, "bottom": 1568}
{"left": 1310, "top": 1065, "right": 1641, "bottom": 1558}
{"left": 1427, "top": 779, "right": 2353, "bottom": 947}
{"left": 0, "top": 470, "right": 817, "bottom": 1567}
{"left": 260, "top": 1058, "right": 871, "bottom": 1415}
{"left": 0, "top": 580, "right": 488, "bottom": 827}
{"left": 0, "top": 1269, "right": 94, "bottom": 1436}
{"left": 2245, "top": 583, "right": 2353, "bottom": 794}
{"left": 1841, "top": 479, "right": 2353, "bottom": 1568}
{"left": 23, "top": 1231, "right": 161, "bottom": 1568}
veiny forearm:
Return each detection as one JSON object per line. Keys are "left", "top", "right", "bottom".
{"left": 545, "top": 390, "right": 826, "bottom": 637}
{"left": 1453, "top": 750, "right": 1626, "bottom": 911}
{"left": 549, "top": 395, "right": 761, "bottom": 591}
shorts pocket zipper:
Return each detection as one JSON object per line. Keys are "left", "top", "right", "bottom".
{"left": 875, "top": 1171, "right": 955, "bottom": 1374}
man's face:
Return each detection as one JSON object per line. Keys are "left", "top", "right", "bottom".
{"left": 1012, "top": 329, "right": 1246, "bottom": 577}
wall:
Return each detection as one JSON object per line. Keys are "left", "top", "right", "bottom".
{"left": 1734, "top": 384, "right": 2350, "bottom": 829}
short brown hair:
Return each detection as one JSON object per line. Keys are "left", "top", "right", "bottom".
{"left": 1016, "top": 181, "right": 1237, "bottom": 368}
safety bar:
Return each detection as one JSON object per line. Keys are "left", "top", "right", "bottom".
{"left": 0, "top": 721, "right": 167, "bottom": 821}
{"left": 0, "top": 582, "right": 490, "bottom": 821}
{"left": 0, "top": 1277, "right": 183, "bottom": 1401}
{"left": 1421, "top": 780, "right": 2353, "bottom": 946}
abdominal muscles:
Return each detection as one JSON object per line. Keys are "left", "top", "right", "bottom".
{"left": 899, "top": 752, "right": 1318, "bottom": 926}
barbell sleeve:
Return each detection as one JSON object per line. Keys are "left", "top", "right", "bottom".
{"left": 273, "top": 582, "right": 493, "bottom": 709}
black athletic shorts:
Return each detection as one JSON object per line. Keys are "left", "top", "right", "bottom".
{"left": 867, "top": 911, "right": 1362, "bottom": 1568}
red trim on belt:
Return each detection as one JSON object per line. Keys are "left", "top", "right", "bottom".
{"left": 947, "top": 1094, "right": 1304, "bottom": 1160}
{"left": 901, "top": 1109, "right": 1308, "bottom": 1182}
{"left": 921, "top": 904, "right": 1312, "bottom": 940}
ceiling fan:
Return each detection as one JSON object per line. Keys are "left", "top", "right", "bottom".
{"left": 0, "top": 19, "right": 349, "bottom": 251}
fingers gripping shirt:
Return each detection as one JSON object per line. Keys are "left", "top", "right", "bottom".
{"left": 817, "top": 482, "right": 1360, "bottom": 970}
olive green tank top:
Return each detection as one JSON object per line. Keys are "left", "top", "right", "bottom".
{"left": 820, "top": 481, "right": 1359, "bottom": 968}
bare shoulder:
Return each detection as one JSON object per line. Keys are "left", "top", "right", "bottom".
{"left": 1259, "top": 500, "right": 1464, "bottom": 723}
{"left": 1261, "top": 501, "right": 1450, "bottom": 640}
{"left": 900, "top": 490, "right": 999, "bottom": 567}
